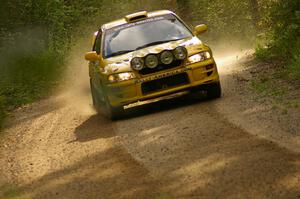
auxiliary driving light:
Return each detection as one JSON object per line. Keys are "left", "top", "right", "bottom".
{"left": 130, "top": 57, "right": 144, "bottom": 70}
{"left": 160, "top": 51, "right": 174, "bottom": 65}
{"left": 145, "top": 54, "right": 159, "bottom": 68}
{"left": 173, "top": 46, "right": 187, "bottom": 60}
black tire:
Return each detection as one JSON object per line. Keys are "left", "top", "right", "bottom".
{"left": 90, "top": 79, "right": 98, "bottom": 107}
{"left": 90, "top": 79, "right": 124, "bottom": 119}
{"left": 206, "top": 82, "right": 222, "bottom": 99}
{"left": 103, "top": 96, "right": 124, "bottom": 120}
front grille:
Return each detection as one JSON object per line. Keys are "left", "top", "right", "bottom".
{"left": 141, "top": 73, "right": 189, "bottom": 95}
{"left": 139, "top": 60, "right": 182, "bottom": 75}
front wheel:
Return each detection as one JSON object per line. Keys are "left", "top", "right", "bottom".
{"left": 90, "top": 79, "right": 122, "bottom": 119}
{"left": 90, "top": 79, "right": 99, "bottom": 108}
{"left": 103, "top": 97, "right": 124, "bottom": 120}
{"left": 206, "top": 82, "right": 222, "bottom": 99}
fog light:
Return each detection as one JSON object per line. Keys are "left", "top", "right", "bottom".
{"left": 205, "top": 64, "right": 214, "bottom": 70}
{"left": 108, "top": 72, "right": 136, "bottom": 83}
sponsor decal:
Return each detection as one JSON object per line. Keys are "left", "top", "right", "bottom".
{"left": 106, "top": 14, "right": 174, "bottom": 33}
{"left": 113, "top": 16, "right": 165, "bottom": 32}
{"left": 135, "top": 67, "right": 191, "bottom": 83}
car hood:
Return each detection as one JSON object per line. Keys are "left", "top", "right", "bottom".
{"left": 102, "top": 36, "right": 206, "bottom": 74}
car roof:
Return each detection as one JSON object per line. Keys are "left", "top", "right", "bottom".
{"left": 101, "top": 10, "right": 175, "bottom": 31}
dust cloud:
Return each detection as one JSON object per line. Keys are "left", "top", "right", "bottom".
{"left": 56, "top": 36, "right": 96, "bottom": 116}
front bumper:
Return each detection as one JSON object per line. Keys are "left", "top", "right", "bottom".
{"left": 106, "top": 58, "right": 220, "bottom": 107}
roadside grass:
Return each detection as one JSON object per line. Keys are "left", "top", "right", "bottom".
{"left": 0, "top": 51, "right": 64, "bottom": 129}
{"left": 0, "top": 95, "right": 6, "bottom": 127}
{"left": 255, "top": 40, "right": 300, "bottom": 82}
{"left": 250, "top": 65, "right": 299, "bottom": 114}
{"left": 0, "top": 184, "right": 25, "bottom": 199}
{"left": 253, "top": 40, "right": 300, "bottom": 114}
{"left": 289, "top": 49, "right": 300, "bottom": 80}
{"left": 155, "top": 193, "right": 169, "bottom": 199}
{"left": 250, "top": 74, "right": 285, "bottom": 99}
{"left": 0, "top": 110, "right": 6, "bottom": 128}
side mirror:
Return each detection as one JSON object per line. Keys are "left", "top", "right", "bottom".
{"left": 85, "top": 51, "right": 100, "bottom": 61}
{"left": 194, "top": 24, "right": 208, "bottom": 36}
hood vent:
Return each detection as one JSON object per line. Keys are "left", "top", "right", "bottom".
{"left": 125, "top": 11, "right": 148, "bottom": 23}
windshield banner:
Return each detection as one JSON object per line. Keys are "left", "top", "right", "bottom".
{"left": 107, "top": 14, "right": 174, "bottom": 32}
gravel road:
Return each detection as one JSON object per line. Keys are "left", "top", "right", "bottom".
{"left": 0, "top": 51, "right": 299, "bottom": 199}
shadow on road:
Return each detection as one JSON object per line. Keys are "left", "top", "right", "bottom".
{"left": 121, "top": 92, "right": 210, "bottom": 120}
{"left": 73, "top": 114, "right": 115, "bottom": 142}
{"left": 20, "top": 146, "right": 161, "bottom": 199}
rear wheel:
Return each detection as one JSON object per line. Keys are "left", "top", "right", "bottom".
{"left": 206, "top": 82, "right": 222, "bottom": 99}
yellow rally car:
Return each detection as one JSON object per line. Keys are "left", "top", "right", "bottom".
{"left": 85, "top": 10, "right": 221, "bottom": 119}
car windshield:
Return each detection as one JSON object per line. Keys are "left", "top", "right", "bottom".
{"left": 102, "top": 14, "right": 193, "bottom": 58}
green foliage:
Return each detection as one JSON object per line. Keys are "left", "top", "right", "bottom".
{"left": 268, "top": 1, "right": 300, "bottom": 57}
{"left": 0, "top": 0, "right": 97, "bottom": 129}
{"left": 0, "top": 184, "right": 24, "bottom": 199}
{"left": 185, "top": 0, "right": 256, "bottom": 44}
{"left": 255, "top": 0, "right": 300, "bottom": 78}
{"left": 0, "top": 96, "right": 6, "bottom": 127}
{"left": 289, "top": 41, "right": 300, "bottom": 79}
{"left": 0, "top": 50, "right": 63, "bottom": 130}
{"left": 0, "top": 52, "right": 63, "bottom": 106}
{"left": 255, "top": 45, "right": 274, "bottom": 60}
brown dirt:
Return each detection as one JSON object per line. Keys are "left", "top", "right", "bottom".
{"left": 0, "top": 51, "right": 300, "bottom": 199}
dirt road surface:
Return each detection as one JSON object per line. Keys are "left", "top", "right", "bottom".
{"left": 0, "top": 50, "right": 300, "bottom": 199}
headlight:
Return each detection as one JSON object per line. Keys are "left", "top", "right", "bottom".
{"left": 187, "top": 51, "right": 211, "bottom": 64}
{"left": 145, "top": 54, "right": 159, "bottom": 68}
{"left": 160, "top": 50, "right": 174, "bottom": 65}
{"left": 188, "top": 54, "right": 203, "bottom": 63}
{"left": 130, "top": 57, "right": 144, "bottom": 71}
{"left": 204, "top": 51, "right": 211, "bottom": 59}
{"left": 173, "top": 46, "right": 187, "bottom": 60}
{"left": 108, "top": 72, "right": 136, "bottom": 83}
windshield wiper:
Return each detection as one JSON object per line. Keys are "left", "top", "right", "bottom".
{"left": 107, "top": 49, "right": 134, "bottom": 58}
{"left": 135, "top": 38, "right": 182, "bottom": 50}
